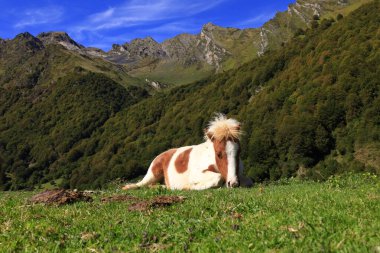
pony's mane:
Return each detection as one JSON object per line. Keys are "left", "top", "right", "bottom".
{"left": 205, "top": 113, "right": 242, "bottom": 141}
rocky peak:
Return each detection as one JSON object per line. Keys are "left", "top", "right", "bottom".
{"left": 37, "top": 31, "right": 83, "bottom": 51}
{"left": 201, "top": 22, "right": 218, "bottom": 33}
{"left": 13, "top": 32, "right": 44, "bottom": 51}
{"left": 15, "top": 32, "right": 34, "bottom": 39}
{"left": 200, "top": 22, "right": 231, "bottom": 39}
{"left": 122, "top": 36, "right": 167, "bottom": 59}
{"left": 109, "top": 44, "right": 127, "bottom": 54}
{"left": 128, "top": 36, "right": 156, "bottom": 44}
{"left": 197, "top": 23, "right": 227, "bottom": 69}
{"left": 200, "top": 23, "right": 217, "bottom": 40}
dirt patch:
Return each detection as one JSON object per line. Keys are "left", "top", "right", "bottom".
{"left": 29, "top": 190, "right": 185, "bottom": 210}
{"left": 128, "top": 196, "right": 185, "bottom": 211}
{"left": 29, "top": 189, "right": 92, "bottom": 205}
{"left": 101, "top": 195, "right": 139, "bottom": 202}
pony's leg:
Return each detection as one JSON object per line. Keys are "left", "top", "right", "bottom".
{"left": 122, "top": 164, "right": 161, "bottom": 190}
{"left": 189, "top": 171, "right": 224, "bottom": 190}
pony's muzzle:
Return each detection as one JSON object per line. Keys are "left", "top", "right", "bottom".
{"left": 227, "top": 179, "right": 240, "bottom": 188}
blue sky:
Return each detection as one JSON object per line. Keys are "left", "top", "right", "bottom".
{"left": 0, "top": 0, "right": 295, "bottom": 50}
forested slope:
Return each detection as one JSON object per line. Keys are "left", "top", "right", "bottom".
{"left": 0, "top": 37, "right": 149, "bottom": 190}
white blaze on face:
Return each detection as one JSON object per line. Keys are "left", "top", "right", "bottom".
{"left": 226, "top": 141, "right": 239, "bottom": 187}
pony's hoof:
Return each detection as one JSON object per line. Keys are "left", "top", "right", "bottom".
{"left": 122, "top": 184, "right": 137, "bottom": 190}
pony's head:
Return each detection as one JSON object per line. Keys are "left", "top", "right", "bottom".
{"left": 205, "top": 113, "right": 242, "bottom": 188}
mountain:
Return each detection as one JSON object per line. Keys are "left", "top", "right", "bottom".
{"left": 24, "top": 0, "right": 370, "bottom": 86}
{"left": 76, "top": 0, "right": 378, "bottom": 84}
{"left": 0, "top": 0, "right": 378, "bottom": 190}
{"left": 37, "top": 32, "right": 84, "bottom": 51}
{"left": 123, "top": 0, "right": 371, "bottom": 85}
{"left": 96, "top": 0, "right": 371, "bottom": 85}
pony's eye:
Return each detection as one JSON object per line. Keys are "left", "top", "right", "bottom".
{"left": 217, "top": 152, "right": 223, "bottom": 159}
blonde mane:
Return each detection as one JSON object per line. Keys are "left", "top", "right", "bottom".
{"left": 205, "top": 113, "right": 242, "bottom": 141}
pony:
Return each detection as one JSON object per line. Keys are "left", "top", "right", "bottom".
{"left": 122, "top": 114, "right": 253, "bottom": 190}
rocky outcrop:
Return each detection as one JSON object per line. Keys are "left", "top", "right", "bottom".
{"left": 145, "top": 78, "right": 167, "bottom": 90}
{"left": 125, "top": 37, "right": 167, "bottom": 59}
{"left": 37, "top": 32, "right": 83, "bottom": 51}
{"left": 196, "top": 23, "right": 228, "bottom": 70}
{"left": 84, "top": 47, "right": 107, "bottom": 58}
{"left": 257, "top": 28, "right": 269, "bottom": 56}
{"left": 106, "top": 37, "right": 167, "bottom": 65}
{"left": 288, "top": 1, "right": 322, "bottom": 22}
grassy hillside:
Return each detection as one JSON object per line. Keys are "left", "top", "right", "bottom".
{"left": 0, "top": 173, "right": 378, "bottom": 252}
{"left": 129, "top": 60, "right": 214, "bottom": 86}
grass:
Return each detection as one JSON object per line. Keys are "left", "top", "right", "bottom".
{"left": 130, "top": 61, "right": 214, "bottom": 86}
{"left": 0, "top": 173, "right": 379, "bottom": 252}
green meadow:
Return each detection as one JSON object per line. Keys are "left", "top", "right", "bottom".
{"left": 1, "top": 173, "right": 379, "bottom": 252}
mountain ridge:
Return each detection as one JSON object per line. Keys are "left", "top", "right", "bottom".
{"left": 9, "top": 0, "right": 369, "bottom": 86}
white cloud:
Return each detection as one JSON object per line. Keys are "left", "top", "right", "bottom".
{"left": 14, "top": 6, "right": 64, "bottom": 28}
{"left": 72, "top": 0, "right": 225, "bottom": 33}
{"left": 67, "top": 0, "right": 227, "bottom": 50}
{"left": 90, "top": 8, "right": 115, "bottom": 23}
